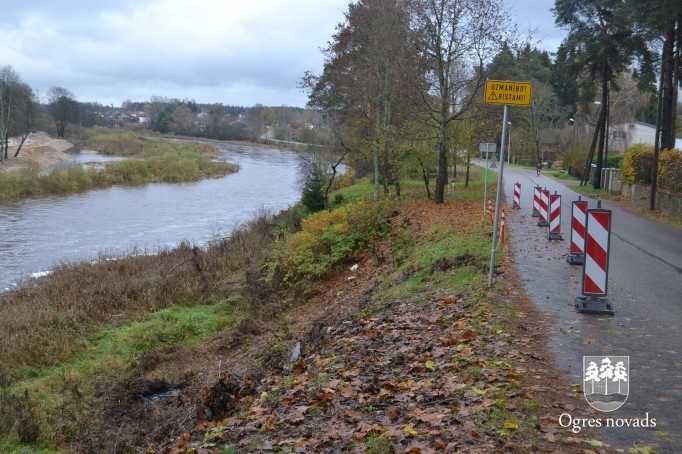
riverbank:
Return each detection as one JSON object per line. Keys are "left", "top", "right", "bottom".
{"left": 0, "top": 177, "right": 618, "bottom": 453}
{"left": 0, "top": 131, "right": 239, "bottom": 202}
{"left": 0, "top": 132, "right": 74, "bottom": 173}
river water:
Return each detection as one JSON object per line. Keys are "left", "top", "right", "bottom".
{"left": 0, "top": 142, "right": 302, "bottom": 291}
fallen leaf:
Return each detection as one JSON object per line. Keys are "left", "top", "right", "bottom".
{"left": 404, "top": 426, "right": 419, "bottom": 437}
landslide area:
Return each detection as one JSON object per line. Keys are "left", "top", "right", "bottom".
{"left": 0, "top": 182, "right": 614, "bottom": 453}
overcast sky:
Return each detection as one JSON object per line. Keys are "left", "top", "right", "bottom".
{"left": 0, "top": 1, "right": 565, "bottom": 108}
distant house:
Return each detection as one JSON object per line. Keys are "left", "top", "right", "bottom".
{"left": 608, "top": 121, "right": 681, "bottom": 152}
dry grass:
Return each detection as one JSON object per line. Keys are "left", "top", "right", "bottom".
{"left": 0, "top": 207, "right": 297, "bottom": 373}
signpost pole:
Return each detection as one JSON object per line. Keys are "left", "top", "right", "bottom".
{"left": 488, "top": 105, "right": 508, "bottom": 287}
{"left": 484, "top": 80, "right": 532, "bottom": 287}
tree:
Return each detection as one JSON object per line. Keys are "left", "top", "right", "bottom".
{"left": 407, "top": 0, "right": 516, "bottom": 204}
{"left": 553, "top": 0, "right": 651, "bottom": 189}
{"left": 11, "top": 83, "right": 40, "bottom": 158}
{"left": 46, "top": 86, "right": 78, "bottom": 138}
{"left": 303, "top": 0, "right": 421, "bottom": 201}
{"left": 486, "top": 45, "right": 563, "bottom": 165}
{"left": 0, "top": 65, "right": 20, "bottom": 160}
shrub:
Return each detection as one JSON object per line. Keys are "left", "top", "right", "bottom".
{"left": 301, "top": 171, "right": 326, "bottom": 213}
{"left": 620, "top": 144, "right": 654, "bottom": 184}
{"left": 658, "top": 149, "right": 682, "bottom": 194}
{"left": 272, "top": 199, "right": 391, "bottom": 282}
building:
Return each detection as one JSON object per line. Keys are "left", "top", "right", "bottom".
{"left": 609, "top": 121, "right": 682, "bottom": 152}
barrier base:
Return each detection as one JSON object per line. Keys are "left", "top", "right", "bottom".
{"left": 566, "top": 254, "right": 584, "bottom": 265}
{"left": 512, "top": 205, "right": 520, "bottom": 209}
{"left": 548, "top": 232, "right": 563, "bottom": 241}
{"left": 538, "top": 220, "right": 549, "bottom": 227}
{"left": 532, "top": 212, "right": 540, "bottom": 217}
{"left": 575, "top": 296, "right": 614, "bottom": 316}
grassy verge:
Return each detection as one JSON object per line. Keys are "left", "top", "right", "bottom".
{"left": 1, "top": 171, "right": 585, "bottom": 453}
{"left": 0, "top": 129, "right": 238, "bottom": 201}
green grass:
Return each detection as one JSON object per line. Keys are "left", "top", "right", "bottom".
{"left": 16, "top": 299, "right": 242, "bottom": 387}
{"left": 4, "top": 301, "right": 244, "bottom": 449}
{"left": 0, "top": 132, "right": 238, "bottom": 201}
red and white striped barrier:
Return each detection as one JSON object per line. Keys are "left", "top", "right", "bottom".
{"left": 548, "top": 193, "right": 562, "bottom": 240}
{"left": 537, "top": 189, "right": 549, "bottom": 227}
{"left": 532, "top": 186, "right": 541, "bottom": 217}
{"left": 512, "top": 182, "right": 521, "bottom": 209}
{"left": 499, "top": 209, "right": 506, "bottom": 244}
{"left": 487, "top": 198, "right": 494, "bottom": 225}
{"left": 575, "top": 204, "right": 614, "bottom": 315}
{"left": 567, "top": 198, "right": 588, "bottom": 265}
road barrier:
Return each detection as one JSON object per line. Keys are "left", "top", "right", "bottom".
{"left": 532, "top": 186, "right": 541, "bottom": 217}
{"left": 538, "top": 189, "right": 550, "bottom": 227}
{"left": 548, "top": 193, "right": 562, "bottom": 240}
{"left": 567, "top": 197, "right": 588, "bottom": 265}
{"left": 575, "top": 203, "right": 614, "bottom": 315}
{"left": 499, "top": 209, "right": 506, "bottom": 244}
{"left": 487, "top": 198, "right": 494, "bottom": 225}
{"left": 513, "top": 182, "right": 521, "bottom": 209}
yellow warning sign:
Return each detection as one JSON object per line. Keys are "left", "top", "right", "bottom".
{"left": 484, "top": 80, "right": 533, "bottom": 106}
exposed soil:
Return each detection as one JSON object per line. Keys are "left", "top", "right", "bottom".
{"left": 73, "top": 198, "right": 615, "bottom": 453}
{"left": 0, "top": 132, "right": 74, "bottom": 172}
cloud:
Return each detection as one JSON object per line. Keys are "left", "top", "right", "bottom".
{"left": 0, "top": 1, "right": 562, "bottom": 108}
{"left": 1, "top": 0, "right": 346, "bottom": 106}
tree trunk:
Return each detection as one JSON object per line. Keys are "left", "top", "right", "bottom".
{"left": 14, "top": 131, "right": 31, "bottom": 158}
{"left": 418, "top": 157, "right": 431, "bottom": 199}
{"left": 593, "top": 70, "right": 609, "bottom": 190}
{"left": 661, "top": 27, "right": 675, "bottom": 150}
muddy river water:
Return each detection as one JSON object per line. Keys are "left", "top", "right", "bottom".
{"left": 0, "top": 142, "right": 302, "bottom": 291}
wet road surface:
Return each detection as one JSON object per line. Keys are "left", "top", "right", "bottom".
{"left": 486, "top": 163, "right": 682, "bottom": 452}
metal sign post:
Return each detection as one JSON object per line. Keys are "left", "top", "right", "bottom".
{"left": 485, "top": 80, "right": 533, "bottom": 287}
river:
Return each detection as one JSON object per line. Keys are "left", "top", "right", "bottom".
{"left": 0, "top": 142, "right": 302, "bottom": 292}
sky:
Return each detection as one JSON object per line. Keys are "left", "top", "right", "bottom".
{"left": 0, "top": 1, "right": 565, "bottom": 109}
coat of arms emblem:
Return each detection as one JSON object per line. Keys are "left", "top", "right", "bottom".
{"left": 583, "top": 356, "right": 629, "bottom": 412}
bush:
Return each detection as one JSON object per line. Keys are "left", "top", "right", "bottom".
{"left": 271, "top": 199, "right": 391, "bottom": 282}
{"left": 658, "top": 149, "right": 682, "bottom": 194}
{"left": 301, "top": 171, "right": 326, "bottom": 213}
{"left": 621, "top": 144, "right": 654, "bottom": 184}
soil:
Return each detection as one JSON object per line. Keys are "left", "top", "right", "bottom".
{"left": 76, "top": 198, "right": 616, "bottom": 453}
{"left": 0, "top": 132, "right": 74, "bottom": 172}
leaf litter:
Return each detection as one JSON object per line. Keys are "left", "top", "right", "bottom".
{"left": 161, "top": 197, "right": 617, "bottom": 453}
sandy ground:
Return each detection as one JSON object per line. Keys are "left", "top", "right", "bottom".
{"left": 0, "top": 132, "right": 74, "bottom": 172}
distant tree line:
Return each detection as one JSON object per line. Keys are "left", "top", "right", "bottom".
{"left": 0, "top": 65, "right": 333, "bottom": 164}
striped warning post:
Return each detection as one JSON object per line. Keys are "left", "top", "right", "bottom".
{"left": 499, "top": 209, "right": 506, "bottom": 244}
{"left": 487, "top": 198, "right": 494, "bottom": 225}
{"left": 532, "top": 186, "right": 541, "bottom": 217}
{"left": 581, "top": 209, "right": 612, "bottom": 296}
{"left": 567, "top": 198, "right": 588, "bottom": 264}
{"left": 548, "top": 193, "right": 562, "bottom": 240}
{"left": 537, "top": 189, "right": 549, "bottom": 227}
{"left": 512, "top": 182, "right": 521, "bottom": 209}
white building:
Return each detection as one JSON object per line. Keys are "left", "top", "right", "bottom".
{"left": 609, "top": 121, "right": 682, "bottom": 151}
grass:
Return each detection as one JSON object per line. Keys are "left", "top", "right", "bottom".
{"left": 0, "top": 170, "right": 500, "bottom": 451}
{"left": 0, "top": 130, "right": 238, "bottom": 201}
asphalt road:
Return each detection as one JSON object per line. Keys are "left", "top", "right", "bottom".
{"left": 483, "top": 162, "right": 682, "bottom": 452}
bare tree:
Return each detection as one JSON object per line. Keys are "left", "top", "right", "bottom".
{"left": 407, "top": 0, "right": 516, "bottom": 204}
